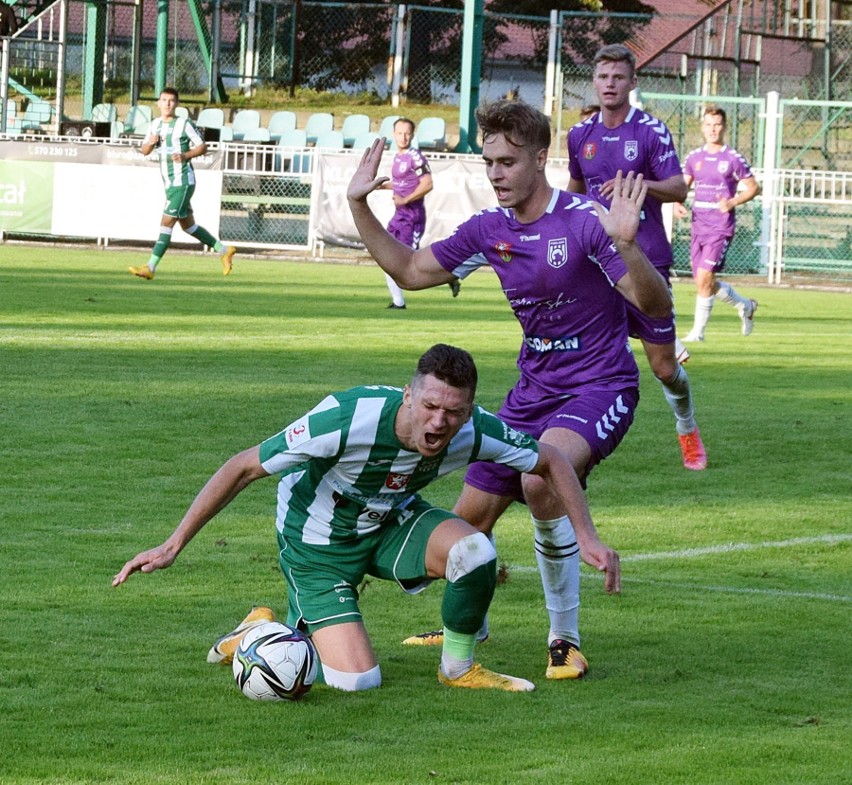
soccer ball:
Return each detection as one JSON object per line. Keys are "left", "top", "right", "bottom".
{"left": 232, "top": 621, "right": 318, "bottom": 701}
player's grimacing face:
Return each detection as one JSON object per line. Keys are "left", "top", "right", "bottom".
{"left": 592, "top": 60, "right": 637, "bottom": 110}
{"left": 482, "top": 133, "right": 544, "bottom": 210}
{"left": 402, "top": 375, "right": 473, "bottom": 457}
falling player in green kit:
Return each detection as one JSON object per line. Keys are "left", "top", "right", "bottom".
{"left": 113, "top": 344, "right": 620, "bottom": 693}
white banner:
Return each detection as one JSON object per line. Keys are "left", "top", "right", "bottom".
{"left": 314, "top": 151, "right": 570, "bottom": 249}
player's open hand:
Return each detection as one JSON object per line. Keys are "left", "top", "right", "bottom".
{"left": 593, "top": 170, "right": 646, "bottom": 246}
{"left": 579, "top": 540, "right": 621, "bottom": 594}
{"left": 112, "top": 543, "right": 177, "bottom": 587}
{"left": 347, "top": 137, "right": 390, "bottom": 203}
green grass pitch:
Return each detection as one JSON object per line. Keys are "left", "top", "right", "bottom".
{"left": 1, "top": 245, "right": 850, "bottom": 785}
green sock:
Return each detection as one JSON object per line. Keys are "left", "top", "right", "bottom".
{"left": 151, "top": 230, "right": 172, "bottom": 261}
{"left": 440, "top": 561, "right": 496, "bottom": 634}
{"left": 443, "top": 627, "right": 476, "bottom": 662}
{"left": 187, "top": 224, "right": 218, "bottom": 249}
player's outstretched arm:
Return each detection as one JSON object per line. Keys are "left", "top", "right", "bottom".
{"left": 529, "top": 443, "right": 621, "bottom": 594}
{"left": 347, "top": 138, "right": 453, "bottom": 290}
{"left": 112, "top": 447, "right": 269, "bottom": 587}
{"left": 595, "top": 171, "right": 672, "bottom": 319}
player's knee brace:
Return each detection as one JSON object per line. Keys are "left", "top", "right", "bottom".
{"left": 321, "top": 663, "right": 381, "bottom": 692}
{"left": 445, "top": 532, "right": 496, "bottom": 583}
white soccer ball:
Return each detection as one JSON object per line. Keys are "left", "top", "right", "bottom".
{"left": 232, "top": 621, "right": 318, "bottom": 701}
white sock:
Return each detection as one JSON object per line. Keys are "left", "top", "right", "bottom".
{"left": 322, "top": 663, "right": 381, "bottom": 691}
{"left": 661, "top": 363, "right": 697, "bottom": 435}
{"left": 717, "top": 281, "right": 747, "bottom": 311}
{"left": 532, "top": 515, "right": 580, "bottom": 648}
{"left": 384, "top": 273, "right": 405, "bottom": 307}
{"left": 692, "top": 295, "right": 714, "bottom": 337}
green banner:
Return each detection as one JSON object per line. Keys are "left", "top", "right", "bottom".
{"left": 0, "top": 161, "right": 54, "bottom": 232}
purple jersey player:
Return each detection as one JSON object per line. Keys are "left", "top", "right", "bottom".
{"left": 379, "top": 118, "right": 460, "bottom": 308}
{"left": 348, "top": 99, "right": 671, "bottom": 681}
{"left": 568, "top": 44, "right": 708, "bottom": 472}
{"left": 675, "top": 106, "right": 761, "bottom": 342}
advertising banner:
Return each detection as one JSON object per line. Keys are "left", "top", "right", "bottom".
{"left": 313, "top": 151, "right": 571, "bottom": 249}
{"left": 0, "top": 160, "right": 54, "bottom": 233}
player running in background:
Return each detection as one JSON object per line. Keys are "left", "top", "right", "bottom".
{"left": 128, "top": 87, "right": 235, "bottom": 281}
{"left": 113, "top": 344, "right": 620, "bottom": 693}
{"left": 567, "top": 44, "right": 708, "bottom": 472}
{"left": 347, "top": 100, "right": 670, "bottom": 681}
{"left": 380, "top": 117, "right": 460, "bottom": 308}
{"left": 674, "top": 105, "right": 761, "bottom": 341}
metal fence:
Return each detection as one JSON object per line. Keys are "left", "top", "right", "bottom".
{"left": 2, "top": 0, "right": 851, "bottom": 281}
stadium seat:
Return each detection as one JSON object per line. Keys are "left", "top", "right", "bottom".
{"left": 196, "top": 107, "right": 225, "bottom": 129}
{"left": 92, "top": 103, "right": 117, "bottom": 123}
{"left": 274, "top": 129, "right": 309, "bottom": 173}
{"left": 174, "top": 106, "right": 189, "bottom": 119}
{"left": 314, "top": 130, "right": 344, "bottom": 150}
{"left": 231, "top": 109, "right": 261, "bottom": 141}
{"left": 123, "top": 104, "right": 152, "bottom": 136}
{"left": 341, "top": 113, "right": 371, "bottom": 147}
{"left": 20, "top": 99, "right": 54, "bottom": 132}
{"left": 351, "top": 131, "right": 380, "bottom": 150}
{"left": 304, "top": 112, "right": 333, "bottom": 145}
{"left": 414, "top": 116, "right": 446, "bottom": 150}
{"left": 267, "top": 110, "right": 297, "bottom": 142}
{"left": 218, "top": 126, "right": 234, "bottom": 142}
{"left": 378, "top": 115, "right": 400, "bottom": 147}
{"left": 2, "top": 99, "right": 20, "bottom": 134}
{"left": 241, "top": 127, "right": 271, "bottom": 143}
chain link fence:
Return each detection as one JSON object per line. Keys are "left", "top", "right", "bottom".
{"left": 2, "top": 1, "right": 851, "bottom": 279}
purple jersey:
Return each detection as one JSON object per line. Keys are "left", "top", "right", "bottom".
{"left": 431, "top": 188, "right": 639, "bottom": 397}
{"left": 684, "top": 145, "right": 754, "bottom": 238}
{"left": 391, "top": 148, "right": 430, "bottom": 213}
{"left": 567, "top": 109, "right": 682, "bottom": 272}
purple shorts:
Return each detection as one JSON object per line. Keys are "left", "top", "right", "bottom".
{"left": 464, "top": 384, "right": 639, "bottom": 500}
{"left": 690, "top": 234, "right": 731, "bottom": 274}
{"left": 387, "top": 205, "right": 426, "bottom": 250}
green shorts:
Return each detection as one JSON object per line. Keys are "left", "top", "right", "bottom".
{"left": 277, "top": 498, "right": 453, "bottom": 633}
{"left": 163, "top": 184, "right": 195, "bottom": 219}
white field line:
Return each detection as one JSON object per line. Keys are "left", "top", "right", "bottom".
{"left": 509, "top": 533, "right": 852, "bottom": 602}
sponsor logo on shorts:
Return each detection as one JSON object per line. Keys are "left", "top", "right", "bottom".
{"left": 524, "top": 335, "right": 580, "bottom": 352}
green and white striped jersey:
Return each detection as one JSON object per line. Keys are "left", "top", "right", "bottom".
{"left": 146, "top": 116, "right": 204, "bottom": 187}
{"left": 258, "top": 385, "right": 539, "bottom": 545}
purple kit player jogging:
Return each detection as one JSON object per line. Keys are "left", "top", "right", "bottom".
{"left": 679, "top": 105, "right": 761, "bottom": 342}
{"left": 431, "top": 188, "right": 640, "bottom": 494}
{"left": 684, "top": 145, "right": 754, "bottom": 253}
{"left": 387, "top": 147, "right": 430, "bottom": 248}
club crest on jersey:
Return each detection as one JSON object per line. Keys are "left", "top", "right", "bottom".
{"left": 583, "top": 142, "right": 597, "bottom": 160}
{"left": 718, "top": 161, "right": 729, "bottom": 173}
{"left": 385, "top": 472, "right": 410, "bottom": 490}
{"left": 495, "top": 241, "right": 513, "bottom": 263}
{"left": 624, "top": 141, "right": 638, "bottom": 161}
{"left": 547, "top": 237, "right": 568, "bottom": 268}
{"left": 398, "top": 162, "right": 409, "bottom": 173}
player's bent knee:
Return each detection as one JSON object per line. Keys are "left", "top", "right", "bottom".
{"left": 445, "top": 532, "right": 496, "bottom": 583}
{"left": 322, "top": 663, "right": 382, "bottom": 692}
